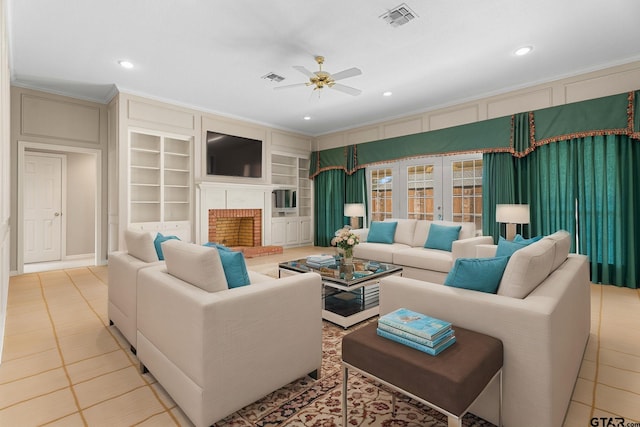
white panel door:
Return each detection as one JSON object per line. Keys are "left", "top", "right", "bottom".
{"left": 24, "top": 154, "right": 63, "bottom": 263}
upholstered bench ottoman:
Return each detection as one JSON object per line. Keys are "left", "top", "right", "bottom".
{"left": 341, "top": 322, "right": 503, "bottom": 427}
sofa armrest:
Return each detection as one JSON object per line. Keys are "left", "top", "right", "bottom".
{"left": 451, "top": 235, "right": 494, "bottom": 260}
{"left": 476, "top": 244, "right": 498, "bottom": 258}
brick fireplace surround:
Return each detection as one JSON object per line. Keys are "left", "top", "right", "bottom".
{"left": 208, "top": 209, "right": 283, "bottom": 258}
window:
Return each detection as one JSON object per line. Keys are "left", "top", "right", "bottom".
{"left": 407, "top": 164, "right": 436, "bottom": 220}
{"left": 370, "top": 168, "right": 393, "bottom": 222}
{"left": 451, "top": 159, "right": 483, "bottom": 232}
{"left": 367, "top": 154, "right": 483, "bottom": 233}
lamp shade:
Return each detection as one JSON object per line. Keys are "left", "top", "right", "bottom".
{"left": 496, "top": 204, "right": 530, "bottom": 224}
{"left": 344, "top": 203, "right": 365, "bottom": 217}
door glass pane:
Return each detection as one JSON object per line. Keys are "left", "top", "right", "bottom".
{"left": 407, "top": 164, "right": 435, "bottom": 220}
{"left": 370, "top": 168, "right": 393, "bottom": 222}
{"left": 451, "top": 159, "right": 483, "bottom": 232}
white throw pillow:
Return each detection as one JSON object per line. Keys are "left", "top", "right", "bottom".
{"left": 162, "top": 240, "right": 228, "bottom": 292}
{"left": 497, "top": 238, "right": 556, "bottom": 298}
{"left": 385, "top": 218, "right": 417, "bottom": 246}
{"left": 124, "top": 229, "right": 159, "bottom": 263}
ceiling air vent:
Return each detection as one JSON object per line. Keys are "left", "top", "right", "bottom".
{"left": 380, "top": 3, "right": 418, "bottom": 27}
{"left": 262, "top": 72, "right": 285, "bottom": 83}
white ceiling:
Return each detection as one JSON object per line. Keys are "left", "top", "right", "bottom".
{"left": 7, "top": 0, "right": 640, "bottom": 136}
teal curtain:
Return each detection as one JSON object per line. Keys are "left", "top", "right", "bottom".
{"left": 574, "top": 135, "right": 639, "bottom": 288}
{"left": 484, "top": 135, "right": 640, "bottom": 288}
{"left": 345, "top": 168, "right": 368, "bottom": 229}
{"left": 482, "top": 153, "right": 516, "bottom": 243}
{"left": 314, "top": 170, "right": 345, "bottom": 246}
{"left": 528, "top": 142, "right": 578, "bottom": 245}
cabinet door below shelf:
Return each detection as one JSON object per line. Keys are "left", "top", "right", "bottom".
{"left": 285, "top": 220, "right": 299, "bottom": 246}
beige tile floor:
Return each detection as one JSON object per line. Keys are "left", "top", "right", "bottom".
{"left": 1, "top": 246, "right": 639, "bottom": 426}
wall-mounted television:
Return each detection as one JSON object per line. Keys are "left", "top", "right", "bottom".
{"left": 206, "top": 131, "right": 263, "bottom": 178}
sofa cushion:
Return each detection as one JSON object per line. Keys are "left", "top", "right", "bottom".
{"left": 497, "top": 238, "right": 556, "bottom": 298}
{"left": 495, "top": 237, "right": 529, "bottom": 257}
{"left": 385, "top": 218, "right": 417, "bottom": 246}
{"left": 154, "top": 233, "right": 181, "bottom": 260}
{"left": 543, "top": 230, "right": 571, "bottom": 271}
{"left": 204, "top": 243, "right": 250, "bottom": 288}
{"left": 424, "top": 223, "right": 461, "bottom": 252}
{"left": 392, "top": 247, "right": 453, "bottom": 273}
{"left": 368, "top": 221, "right": 398, "bottom": 244}
{"left": 124, "top": 229, "right": 159, "bottom": 263}
{"left": 354, "top": 242, "right": 408, "bottom": 263}
{"left": 162, "top": 240, "right": 228, "bottom": 292}
{"left": 444, "top": 256, "right": 510, "bottom": 293}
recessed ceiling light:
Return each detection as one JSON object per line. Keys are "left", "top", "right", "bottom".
{"left": 118, "top": 60, "right": 134, "bottom": 69}
{"left": 383, "top": 91, "right": 393, "bottom": 97}
{"left": 514, "top": 46, "right": 533, "bottom": 56}
{"left": 303, "top": 116, "right": 311, "bottom": 121}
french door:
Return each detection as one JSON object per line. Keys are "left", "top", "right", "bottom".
{"left": 368, "top": 154, "right": 483, "bottom": 233}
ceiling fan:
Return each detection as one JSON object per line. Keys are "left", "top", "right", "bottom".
{"left": 275, "top": 56, "right": 362, "bottom": 96}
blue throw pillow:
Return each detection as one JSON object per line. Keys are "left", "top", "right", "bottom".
{"left": 513, "top": 234, "right": 543, "bottom": 244}
{"left": 154, "top": 233, "right": 180, "bottom": 260}
{"left": 424, "top": 224, "right": 461, "bottom": 252}
{"left": 444, "top": 256, "right": 510, "bottom": 293}
{"left": 495, "top": 236, "right": 529, "bottom": 257}
{"left": 367, "top": 221, "right": 397, "bottom": 244}
{"left": 204, "top": 242, "right": 250, "bottom": 288}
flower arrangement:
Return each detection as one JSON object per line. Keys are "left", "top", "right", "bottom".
{"left": 331, "top": 226, "right": 360, "bottom": 259}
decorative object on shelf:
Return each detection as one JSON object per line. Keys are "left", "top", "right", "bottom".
{"left": 344, "top": 203, "right": 365, "bottom": 229}
{"left": 331, "top": 226, "right": 360, "bottom": 263}
{"left": 496, "top": 204, "right": 530, "bottom": 241}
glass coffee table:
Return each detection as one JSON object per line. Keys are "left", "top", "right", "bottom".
{"left": 279, "top": 257, "right": 403, "bottom": 328}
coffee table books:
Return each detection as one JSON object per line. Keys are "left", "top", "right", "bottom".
{"left": 377, "top": 308, "right": 456, "bottom": 356}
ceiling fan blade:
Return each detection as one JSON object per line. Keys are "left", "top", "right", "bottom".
{"left": 331, "top": 67, "right": 362, "bottom": 81}
{"left": 332, "top": 83, "right": 362, "bottom": 96}
{"left": 292, "top": 65, "right": 316, "bottom": 78}
{"left": 274, "top": 83, "right": 309, "bottom": 90}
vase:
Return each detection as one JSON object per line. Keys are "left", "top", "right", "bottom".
{"left": 344, "top": 247, "right": 353, "bottom": 262}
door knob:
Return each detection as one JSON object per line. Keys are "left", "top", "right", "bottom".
{"left": 54, "top": 212, "right": 61, "bottom": 217}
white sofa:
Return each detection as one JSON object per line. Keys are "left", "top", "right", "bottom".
{"left": 108, "top": 229, "right": 163, "bottom": 352}
{"left": 353, "top": 219, "right": 493, "bottom": 283}
{"left": 136, "top": 240, "right": 323, "bottom": 427}
{"left": 378, "top": 230, "right": 591, "bottom": 427}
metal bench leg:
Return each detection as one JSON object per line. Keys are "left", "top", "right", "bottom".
{"left": 391, "top": 393, "right": 397, "bottom": 417}
{"left": 342, "top": 364, "right": 348, "bottom": 427}
{"left": 447, "top": 415, "right": 462, "bottom": 427}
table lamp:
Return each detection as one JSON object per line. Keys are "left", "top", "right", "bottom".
{"left": 344, "top": 203, "right": 365, "bottom": 229}
{"left": 496, "top": 204, "right": 530, "bottom": 240}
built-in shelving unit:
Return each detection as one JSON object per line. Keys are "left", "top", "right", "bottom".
{"left": 271, "top": 152, "right": 312, "bottom": 246}
{"left": 129, "top": 130, "right": 192, "bottom": 236}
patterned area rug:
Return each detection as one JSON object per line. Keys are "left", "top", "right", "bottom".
{"left": 213, "top": 320, "right": 496, "bottom": 427}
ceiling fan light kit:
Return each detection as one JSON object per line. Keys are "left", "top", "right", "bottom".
{"left": 275, "top": 55, "right": 362, "bottom": 97}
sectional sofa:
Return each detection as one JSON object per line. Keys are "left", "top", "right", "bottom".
{"left": 352, "top": 219, "right": 493, "bottom": 283}
{"left": 378, "top": 230, "right": 591, "bottom": 427}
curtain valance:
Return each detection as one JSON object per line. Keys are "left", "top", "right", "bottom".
{"left": 310, "top": 90, "right": 639, "bottom": 178}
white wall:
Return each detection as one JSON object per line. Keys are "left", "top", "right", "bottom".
{"left": 316, "top": 61, "right": 640, "bottom": 150}
{"left": 66, "top": 152, "right": 96, "bottom": 256}
{"left": 10, "top": 87, "right": 108, "bottom": 272}
{"left": 0, "top": 0, "right": 12, "bottom": 363}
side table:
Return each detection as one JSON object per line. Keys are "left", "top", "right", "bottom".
{"left": 341, "top": 322, "right": 503, "bottom": 427}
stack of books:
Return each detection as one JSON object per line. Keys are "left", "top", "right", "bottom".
{"left": 377, "top": 308, "right": 456, "bottom": 356}
{"left": 306, "top": 254, "right": 336, "bottom": 269}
